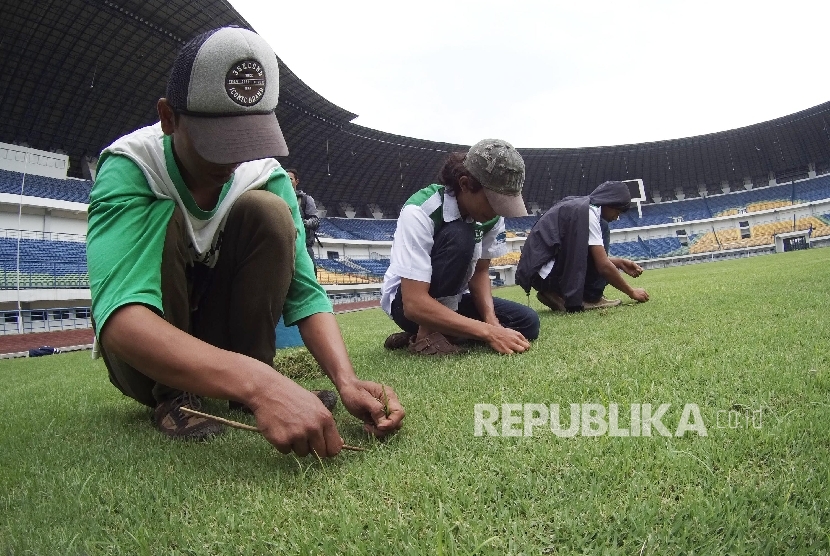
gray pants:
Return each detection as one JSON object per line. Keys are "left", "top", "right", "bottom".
{"left": 98, "top": 190, "right": 296, "bottom": 407}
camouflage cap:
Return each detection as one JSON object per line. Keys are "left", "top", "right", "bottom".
{"left": 463, "top": 139, "right": 528, "bottom": 217}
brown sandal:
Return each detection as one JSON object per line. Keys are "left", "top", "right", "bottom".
{"left": 407, "top": 332, "right": 463, "bottom": 356}
{"left": 384, "top": 331, "right": 415, "bottom": 350}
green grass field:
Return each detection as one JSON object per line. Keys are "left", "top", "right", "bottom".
{"left": 2, "top": 249, "right": 829, "bottom": 554}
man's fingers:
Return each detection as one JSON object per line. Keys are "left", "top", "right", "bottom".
{"left": 258, "top": 400, "right": 342, "bottom": 457}
{"left": 296, "top": 422, "right": 340, "bottom": 458}
{"left": 309, "top": 422, "right": 342, "bottom": 458}
{"left": 363, "top": 385, "right": 405, "bottom": 434}
{"left": 380, "top": 390, "right": 405, "bottom": 425}
{"left": 324, "top": 424, "right": 343, "bottom": 456}
{"left": 369, "top": 396, "right": 390, "bottom": 424}
{"left": 274, "top": 441, "right": 292, "bottom": 455}
{"left": 292, "top": 439, "right": 311, "bottom": 458}
{"left": 491, "top": 332, "right": 530, "bottom": 354}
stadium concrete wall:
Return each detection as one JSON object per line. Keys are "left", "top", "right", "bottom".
{"left": 0, "top": 195, "right": 87, "bottom": 238}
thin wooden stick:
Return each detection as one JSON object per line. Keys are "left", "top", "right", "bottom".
{"left": 181, "top": 406, "right": 258, "bottom": 431}
{"left": 180, "top": 406, "right": 367, "bottom": 452}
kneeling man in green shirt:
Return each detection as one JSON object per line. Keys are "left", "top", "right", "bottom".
{"left": 87, "top": 27, "right": 404, "bottom": 457}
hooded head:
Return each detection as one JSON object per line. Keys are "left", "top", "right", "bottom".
{"left": 588, "top": 181, "right": 631, "bottom": 209}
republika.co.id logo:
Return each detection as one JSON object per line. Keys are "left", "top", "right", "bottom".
{"left": 474, "top": 403, "right": 763, "bottom": 438}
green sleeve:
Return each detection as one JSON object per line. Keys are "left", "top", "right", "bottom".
{"left": 264, "top": 168, "right": 333, "bottom": 325}
{"left": 87, "top": 153, "right": 174, "bottom": 334}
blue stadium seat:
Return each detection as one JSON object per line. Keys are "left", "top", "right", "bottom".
{"left": 628, "top": 198, "right": 712, "bottom": 227}
{"left": 705, "top": 185, "right": 793, "bottom": 216}
{"left": 325, "top": 218, "right": 396, "bottom": 241}
{"left": 503, "top": 216, "right": 538, "bottom": 233}
{"left": 608, "top": 240, "right": 649, "bottom": 260}
{"left": 793, "top": 175, "right": 830, "bottom": 203}
{"left": 315, "top": 258, "right": 357, "bottom": 274}
{"left": 0, "top": 169, "right": 92, "bottom": 203}
{"left": 0, "top": 237, "right": 88, "bottom": 289}
{"left": 317, "top": 219, "right": 359, "bottom": 240}
{"left": 642, "top": 236, "right": 685, "bottom": 257}
{"left": 350, "top": 258, "right": 390, "bottom": 277}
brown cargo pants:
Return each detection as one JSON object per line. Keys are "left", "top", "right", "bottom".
{"left": 98, "top": 190, "right": 296, "bottom": 407}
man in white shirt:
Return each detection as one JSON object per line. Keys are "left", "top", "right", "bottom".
{"left": 381, "top": 139, "right": 540, "bottom": 355}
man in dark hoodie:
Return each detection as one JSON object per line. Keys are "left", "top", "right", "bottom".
{"left": 516, "top": 181, "right": 649, "bottom": 312}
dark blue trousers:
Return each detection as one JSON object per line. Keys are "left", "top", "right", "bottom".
{"left": 390, "top": 219, "right": 539, "bottom": 340}
{"left": 532, "top": 249, "right": 608, "bottom": 305}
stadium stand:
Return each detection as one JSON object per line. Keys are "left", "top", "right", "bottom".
{"left": 794, "top": 175, "right": 830, "bottom": 203}
{"left": 609, "top": 175, "right": 830, "bottom": 230}
{"left": 619, "top": 197, "right": 712, "bottom": 228}
{"left": 490, "top": 252, "right": 521, "bottom": 266}
{"left": 0, "top": 169, "right": 92, "bottom": 203}
{"left": 608, "top": 240, "right": 650, "bottom": 260}
{"left": 612, "top": 211, "right": 638, "bottom": 229}
{"left": 503, "top": 216, "right": 538, "bottom": 235}
{"left": 316, "top": 258, "right": 357, "bottom": 275}
{"left": 609, "top": 214, "right": 830, "bottom": 260}
{"left": 0, "top": 237, "right": 88, "bottom": 288}
{"left": 324, "top": 218, "right": 396, "bottom": 242}
{"left": 643, "top": 236, "right": 687, "bottom": 258}
{"left": 350, "top": 258, "right": 390, "bottom": 277}
{"left": 317, "top": 219, "right": 359, "bottom": 240}
{"left": 313, "top": 258, "right": 382, "bottom": 285}
{"left": 705, "top": 185, "right": 794, "bottom": 217}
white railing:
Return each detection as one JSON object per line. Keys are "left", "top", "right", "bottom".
{"left": 0, "top": 306, "right": 92, "bottom": 335}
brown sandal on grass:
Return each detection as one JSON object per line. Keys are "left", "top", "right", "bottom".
{"left": 384, "top": 331, "right": 415, "bottom": 350}
{"left": 407, "top": 332, "right": 463, "bottom": 356}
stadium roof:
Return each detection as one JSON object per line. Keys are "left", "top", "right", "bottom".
{"left": 0, "top": 0, "right": 356, "bottom": 171}
{"left": 3, "top": 0, "right": 830, "bottom": 216}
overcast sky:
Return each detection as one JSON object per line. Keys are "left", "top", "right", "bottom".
{"left": 230, "top": 0, "right": 830, "bottom": 149}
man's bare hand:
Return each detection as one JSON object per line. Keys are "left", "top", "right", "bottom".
{"left": 486, "top": 325, "right": 530, "bottom": 354}
{"left": 250, "top": 378, "right": 343, "bottom": 458}
{"left": 338, "top": 380, "right": 405, "bottom": 437}
{"left": 629, "top": 288, "right": 649, "bottom": 302}
{"left": 617, "top": 259, "right": 644, "bottom": 278}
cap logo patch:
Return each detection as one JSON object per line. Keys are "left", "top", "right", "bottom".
{"left": 225, "top": 59, "right": 266, "bottom": 107}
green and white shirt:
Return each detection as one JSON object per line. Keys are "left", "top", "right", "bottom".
{"left": 87, "top": 123, "right": 331, "bottom": 333}
{"left": 381, "top": 184, "right": 507, "bottom": 314}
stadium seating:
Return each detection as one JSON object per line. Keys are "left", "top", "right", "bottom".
{"left": 349, "top": 258, "right": 390, "bottom": 277}
{"left": 315, "top": 258, "right": 355, "bottom": 274}
{"left": 634, "top": 198, "right": 712, "bottom": 227}
{"left": 608, "top": 240, "right": 649, "bottom": 260}
{"left": 607, "top": 236, "right": 689, "bottom": 260}
{"left": 323, "top": 218, "right": 396, "bottom": 241}
{"left": 612, "top": 212, "right": 638, "bottom": 229}
{"left": 1, "top": 167, "right": 829, "bottom": 289}
{"left": 643, "top": 236, "right": 687, "bottom": 258}
{"left": 0, "top": 237, "right": 88, "bottom": 288}
{"left": 317, "top": 219, "right": 359, "bottom": 240}
{"left": 608, "top": 217, "right": 830, "bottom": 259}
{"left": 313, "top": 258, "right": 382, "bottom": 285}
{"left": 608, "top": 176, "right": 830, "bottom": 230}
{"left": 490, "top": 252, "right": 521, "bottom": 266}
{"left": 0, "top": 169, "right": 92, "bottom": 203}
{"left": 503, "top": 216, "right": 538, "bottom": 234}
{"left": 794, "top": 175, "right": 830, "bottom": 203}
{"left": 705, "top": 185, "right": 794, "bottom": 217}
{"left": 685, "top": 219, "right": 825, "bottom": 253}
